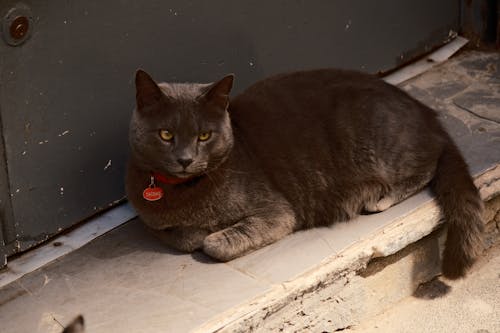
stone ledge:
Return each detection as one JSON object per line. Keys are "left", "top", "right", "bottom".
{"left": 195, "top": 169, "right": 499, "bottom": 333}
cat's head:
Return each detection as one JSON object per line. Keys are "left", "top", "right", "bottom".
{"left": 129, "top": 70, "right": 234, "bottom": 179}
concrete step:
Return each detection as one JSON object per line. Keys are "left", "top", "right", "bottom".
{"left": 216, "top": 196, "right": 499, "bottom": 333}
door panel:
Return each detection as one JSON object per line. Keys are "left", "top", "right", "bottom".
{"left": 0, "top": 0, "right": 459, "bottom": 259}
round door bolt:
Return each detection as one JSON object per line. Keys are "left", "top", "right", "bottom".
{"left": 10, "top": 16, "right": 30, "bottom": 40}
{"left": 2, "top": 4, "right": 34, "bottom": 46}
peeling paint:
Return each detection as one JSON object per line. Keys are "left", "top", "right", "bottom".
{"left": 345, "top": 20, "right": 351, "bottom": 30}
{"left": 58, "top": 130, "right": 70, "bottom": 137}
{"left": 103, "top": 160, "right": 112, "bottom": 170}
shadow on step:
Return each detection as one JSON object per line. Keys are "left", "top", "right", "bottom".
{"left": 358, "top": 228, "right": 452, "bottom": 299}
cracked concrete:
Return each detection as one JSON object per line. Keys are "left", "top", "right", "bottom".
{"left": 346, "top": 242, "right": 500, "bottom": 333}
{"left": 401, "top": 51, "right": 500, "bottom": 177}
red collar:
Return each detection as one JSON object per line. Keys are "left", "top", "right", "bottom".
{"left": 153, "top": 172, "right": 194, "bottom": 185}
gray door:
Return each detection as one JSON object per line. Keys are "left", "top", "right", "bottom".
{"left": 0, "top": 0, "right": 459, "bottom": 261}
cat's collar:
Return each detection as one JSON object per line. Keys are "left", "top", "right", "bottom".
{"left": 153, "top": 172, "right": 194, "bottom": 185}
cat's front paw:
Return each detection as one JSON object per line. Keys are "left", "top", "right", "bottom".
{"left": 203, "top": 231, "right": 242, "bottom": 262}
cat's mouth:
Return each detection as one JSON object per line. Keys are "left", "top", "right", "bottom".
{"left": 169, "top": 170, "right": 204, "bottom": 179}
{"left": 175, "top": 171, "right": 195, "bottom": 178}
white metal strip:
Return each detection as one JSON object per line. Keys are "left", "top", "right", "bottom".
{"left": 0, "top": 203, "right": 137, "bottom": 288}
{"left": 383, "top": 36, "right": 468, "bottom": 85}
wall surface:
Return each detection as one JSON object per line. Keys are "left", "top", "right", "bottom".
{"left": 0, "top": 0, "right": 460, "bottom": 259}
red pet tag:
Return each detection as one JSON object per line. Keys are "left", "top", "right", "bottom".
{"left": 143, "top": 176, "right": 163, "bottom": 201}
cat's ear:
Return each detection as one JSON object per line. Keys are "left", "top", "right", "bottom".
{"left": 200, "top": 74, "right": 234, "bottom": 110}
{"left": 62, "top": 315, "right": 85, "bottom": 333}
{"left": 135, "top": 69, "right": 164, "bottom": 111}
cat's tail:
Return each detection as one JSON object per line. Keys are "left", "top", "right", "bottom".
{"left": 431, "top": 141, "right": 484, "bottom": 279}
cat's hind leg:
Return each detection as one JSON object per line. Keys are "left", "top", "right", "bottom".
{"left": 364, "top": 174, "right": 433, "bottom": 213}
{"left": 203, "top": 205, "right": 296, "bottom": 261}
{"left": 364, "top": 194, "right": 401, "bottom": 213}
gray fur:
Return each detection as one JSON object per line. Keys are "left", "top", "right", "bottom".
{"left": 126, "top": 69, "right": 483, "bottom": 279}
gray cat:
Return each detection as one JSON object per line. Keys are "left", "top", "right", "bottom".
{"left": 126, "top": 69, "right": 483, "bottom": 279}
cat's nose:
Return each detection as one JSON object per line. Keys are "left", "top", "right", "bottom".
{"left": 177, "top": 158, "right": 193, "bottom": 168}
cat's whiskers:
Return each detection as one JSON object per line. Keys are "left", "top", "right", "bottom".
{"left": 216, "top": 167, "right": 249, "bottom": 175}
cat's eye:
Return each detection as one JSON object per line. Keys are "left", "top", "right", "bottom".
{"left": 198, "top": 132, "right": 212, "bottom": 142}
{"left": 159, "top": 130, "right": 174, "bottom": 141}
